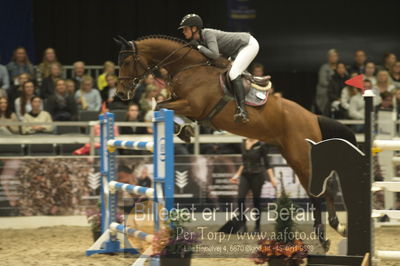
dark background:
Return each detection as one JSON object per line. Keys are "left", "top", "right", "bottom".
{"left": 1, "top": 0, "right": 399, "bottom": 108}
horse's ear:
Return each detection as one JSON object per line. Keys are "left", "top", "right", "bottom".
{"left": 113, "top": 35, "right": 132, "bottom": 50}
{"left": 118, "top": 35, "right": 131, "bottom": 49}
{"left": 113, "top": 36, "right": 123, "bottom": 46}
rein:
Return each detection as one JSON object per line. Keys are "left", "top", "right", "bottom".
{"left": 118, "top": 41, "right": 210, "bottom": 90}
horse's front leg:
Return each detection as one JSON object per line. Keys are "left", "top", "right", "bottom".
{"left": 156, "top": 98, "right": 195, "bottom": 143}
{"left": 156, "top": 98, "right": 192, "bottom": 116}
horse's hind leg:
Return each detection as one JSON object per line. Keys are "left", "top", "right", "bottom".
{"left": 310, "top": 197, "right": 330, "bottom": 251}
{"left": 325, "top": 175, "right": 347, "bottom": 236}
{"left": 280, "top": 140, "right": 330, "bottom": 251}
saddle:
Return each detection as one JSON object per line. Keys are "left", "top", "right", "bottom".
{"left": 220, "top": 71, "right": 272, "bottom": 106}
{"left": 197, "top": 58, "right": 272, "bottom": 130}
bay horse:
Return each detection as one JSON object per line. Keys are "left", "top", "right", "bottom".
{"left": 114, "top": 35, "right": 356, "bottom": 250}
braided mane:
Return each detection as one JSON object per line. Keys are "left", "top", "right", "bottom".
{"left": 136, "top": 34, "right": 187, "bottom": 44}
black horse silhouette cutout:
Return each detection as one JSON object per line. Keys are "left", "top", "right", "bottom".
{"left": 307, "top": 138, "right": 371, "bottom": 257}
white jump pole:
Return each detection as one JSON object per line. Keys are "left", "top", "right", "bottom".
{"left": 376, "top": 250, "right": 400, "bottom": 261}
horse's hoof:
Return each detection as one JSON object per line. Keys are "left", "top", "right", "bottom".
{"left": 322, "top": 238, "right": 331, "bottom": 252}
{"left": 173, "top": 123, "right": 181, "bottom": 134}
{"left": 177, "top": 125, "right": 194, "bottom": 143}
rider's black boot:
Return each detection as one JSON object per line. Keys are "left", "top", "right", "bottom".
{"left": 231, "top": 77, "right": 249, "bottom": 123}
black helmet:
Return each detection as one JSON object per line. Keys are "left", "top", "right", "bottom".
{"left": 178, "top": 14, "right": 203, "bottom": 29}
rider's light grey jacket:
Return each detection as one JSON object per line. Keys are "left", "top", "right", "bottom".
{"left": 198, "top": 28, "right": 251, "bottom": 60}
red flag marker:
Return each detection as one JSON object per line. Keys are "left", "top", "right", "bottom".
{"left": 345, "top": 74, "right": 365, "bottom": 91}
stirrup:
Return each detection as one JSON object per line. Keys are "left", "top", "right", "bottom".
{"left": 234, "top": 108, "right": 249, "bottom": 123}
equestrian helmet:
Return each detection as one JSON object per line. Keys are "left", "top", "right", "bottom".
{"left": 178, "top": 14, "right": 203, "bottom": 29}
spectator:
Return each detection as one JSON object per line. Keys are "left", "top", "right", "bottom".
{"left": 22, "top": 96, "right": 53, "bottom": 134}
{"left": 14, "top": 81, "right": 40, "bottom": 120}
{"left": 156, "top": 93, "right": 167, "bottom": 103}
{"left": 0, "top": 97, "right": 19, "bottom": 135}
{"left": 315, "top": 49, "right": 339, "bottom": 115}
{"left": 229, "top": 138, "right": 277, "bottom": 232}
{"left": 376, "top": 91, "right": 394, "bottom": 112}
{"left": 72, "top": 61, "right": 86, "bottom": 89}
{"left": 139, "top": 85, "right": 158, "bottom": 115}
{"left": 40, "top": 62, "right": 63, "bottom": 99}
{"left": 394, "top": 88, "right": 400, "bottom": 114}
{"left": 377, "top": 52, "right": 397, "bottom": 72}
{"left": 46, "top": 79, "right": 78, "bottom": 121}
{"left": 364, "top": 61, "right": 377, "bottom": 86}
{"left": 0, "top": 63, "right": 10, "bottom": 97}
{"left": 390, "top": 61, "right": 400, "bottom": 89}
{"left": 119, "top": 104, "right": 146, "bottom": 135}
{"left": 137, "top": 166, "right": 152, "bottom": 188}
{"left": 340, "top": 83, "right": 357, "bottom": 119}
{"left": 74, "top": 75, "right": 101, "bottom": 111}
{"left": 348, "top": 50, "right": 367, "bottom": 74}
{"left": 37, "top": 48, "right": 60, "bottom": 82}
{"left": 133, "top": 74, "right": 155, "bottom": 104}
{"left": 154, "top": 68, "right": 170, "bottom": 97}
{"left": 249, "top": 63, "right": 285, "bottom": 97}
{"left": 101, "top": 74, "right": 125, "bottom": 110}
{"left": 97, "top": 61, "right": 115, "bottom": 91}
{"left": 6, "top": 47, "right": 35, "bottom": 84}
{"left": 328, "top": 62, "right": 348, "bottom": 118}
{"left": 8, "top": 72, "right": 31, "bottom": 111}
{"left": 376, "top": 70, "right": 395, "bottom": 94}
{"left": 65, "top": 79, "right": 77, "bottom": 95}
{"left": 349, "top": 80, "right": 374, "bottom": 122}
{"left": 116, "top": 165, "right": 136, "bottom": 185}
{"left": 119, "top": 105, "right": 147, "bottom": 156}
{"left": 251, "top": 63, "right": 264, "bottom": 77}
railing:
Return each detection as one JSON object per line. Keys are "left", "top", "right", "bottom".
{"left": 61, "top": 65, "right": 116, "bottom": 80}
{"left": 0, "top": 119, "right": 367, "bottom": 156}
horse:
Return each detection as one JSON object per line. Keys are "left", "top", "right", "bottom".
{"left": 113, "top": 35, "right": 357, "bottom": 250}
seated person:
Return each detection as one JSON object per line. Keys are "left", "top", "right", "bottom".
{"left": 376, "top": 91, "right": 394, "bottom": 112}
{"left": 14, "top": 81, "right": 40, "bottom": 120}
{"left": 74, "top": 75, "right": 101, "bottom": 111}
{"left": 97, "top": 61, "right": 115, "bottom": 91}
{"left": 137, "top": 166, "right": 152, "bottom": 188}
{"left": 46, "top": 79, "right": 78, "bottom": 121}
{"left": 101, "top": 74, "right": 125, "bottom": 110}
{"left": 0, "top": 97, "right": 19, "bottom": 135}
{"left": 119, "top": 104, "right": 146, "bottom": 135}
{"left": 348, "top": 80, "right": 374, "bottom": 133}
{"left": 40, "top": 62, "right": 63, "bottom": 99}
{"left": 328, "top": 62, "right": 349, "bottom": 118}
{"left": 22, "top": 96, "right": 54, "bottom": 134}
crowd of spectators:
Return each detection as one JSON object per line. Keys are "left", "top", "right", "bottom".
{"left": 315, "top": 49, "right": 400, "bottom": 122}
{"left": 0, "top": 46, "right": 173, "bottom": 138}
{"left": 1, "top": 46, "right": 399, "bottom": 140}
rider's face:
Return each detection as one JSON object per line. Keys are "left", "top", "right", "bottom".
{"left": 182, "top": 26, "right": 193, "bottom": 39}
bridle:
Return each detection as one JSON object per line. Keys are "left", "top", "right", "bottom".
{"left": 118, "top": 40, "right": 207, "bottom": 97}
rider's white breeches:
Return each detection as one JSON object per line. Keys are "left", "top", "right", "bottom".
{"left": 229, "top": 36, "right": 259, "bottom": 80}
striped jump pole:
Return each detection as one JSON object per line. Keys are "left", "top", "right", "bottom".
{"left": 86, "top": 109, "right": 174, "bottom": 259}
{"left": 107, "top": 140, "right": 154, "bottom": 151}
{"left": 109, "top": 181, "right": 154, "bottom": 197}
{"left": 110, "top": 222, "right": 154, "bottom": 243}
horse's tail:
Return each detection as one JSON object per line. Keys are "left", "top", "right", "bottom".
{"left": 317, "top": 116, "right": 357, "bottom": 146}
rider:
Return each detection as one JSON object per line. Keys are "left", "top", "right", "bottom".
{"left": 179, "top": 13, "right": 259, "bottom": 123}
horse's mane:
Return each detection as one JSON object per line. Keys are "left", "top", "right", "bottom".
{"left": 136, "top": 34, "right": 187, "bottom": 45}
